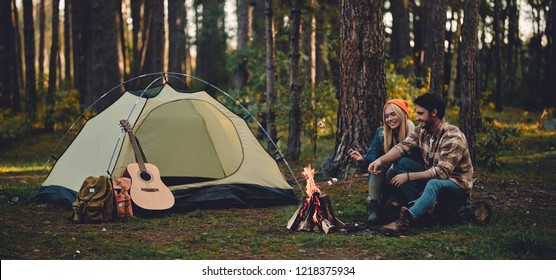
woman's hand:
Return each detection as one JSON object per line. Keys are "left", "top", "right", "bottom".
{"left": 347, "top": 149, "right": 364, "bottom": 162}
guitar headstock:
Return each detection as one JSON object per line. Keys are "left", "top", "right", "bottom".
{"left": 119, "top": 119, "right": 132, "bottom": 132}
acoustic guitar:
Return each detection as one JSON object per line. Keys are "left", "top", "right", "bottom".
{"left": 119, "top": 119, "right": 175, "bottom": 210}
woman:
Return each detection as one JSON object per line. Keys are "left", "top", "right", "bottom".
{"left": 348, "top": 99, "right": 414, "bottom": 224}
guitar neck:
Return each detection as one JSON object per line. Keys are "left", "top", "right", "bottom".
{"left": 126, "top": 128, "right": 148, "bottom": 172}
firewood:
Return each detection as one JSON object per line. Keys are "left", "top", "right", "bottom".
{"left": 321, "top": 218, "right": 335, "bottom": 234}
{"left": 334, "top": 217, "right": 345, "bottom": 229}
{"left": 286, "top": 201, "right": 305, "bottom": 230}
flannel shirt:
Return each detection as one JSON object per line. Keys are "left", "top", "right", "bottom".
{"left": 394, "top": 119, "right": 474, "bottom": 191}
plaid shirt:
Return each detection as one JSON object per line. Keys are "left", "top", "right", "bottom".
{"left": 394, "top": 119, "right": 474, "bottom": 191}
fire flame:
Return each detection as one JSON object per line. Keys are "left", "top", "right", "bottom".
{"left": 301, "top": 165, "right": 321, "bottom": 223}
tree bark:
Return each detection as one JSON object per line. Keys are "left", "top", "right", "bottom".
{"left": 196, "top": 0, "right": 228, "bottom": 91}
{"left": 23, "top": 0, "right": 37, "bottom": 123}
{"left": 544, "top": 0, "right": 556, "bottom": 107}
{"left": 234, "top": 0, "right": 250, "bottom": 92}
{"left": 71, "top": 0, "right": 92, "bottom": 109}
{"left": 506, "top": 0, "right": 521, "bottom": 99}
{"left": 12, "top": 0, "right": 24, "bottom": 93}
{"left": 390, "top": 0, "right": 412, "bottom": 75}
{"left": 116, "top": 0, "right": 126, "bottom": 78}
{"left": 323, "top": 0, "right": 386, "bottom": 179}
{"left": 430, "top": 0, "right": 447, "bottom": 97}
{"left": 168, "top": 0, "right": 186, "bottom": 73}
{"left": 414, "top": 0, "right": 434, "bottom": 87}
{"left": 287, "top": 0, "right": 303, "bottom": 161}
{"left": 493, "top": 0, "right": 503, "bottom": 111}
{"left": 83, "top": 0, "right": 124, "bottom": 109}
{"left": 447, "top": 7, "right": 462, "bottom": 105}
{"left": 265, "top": 0, "right": 277, "bottom": 149}
{"left": 0, "top": 0, "right": 19, "bottom": 110}
{"left": 459, "top": 0, "right": 479, "bottom": 168}
{"left": 64, "top": 0, "right": 72, "bottom": 87}
{"left": 251, "top": 0, "right": 266, "bottom": 45}
{"left": 142, "top": 0, "right": 165, "bottom": 74}
{"left": 302, "top": 0, "right": 317, "bottom": 156}
{"left": 130, "top": 0, "right": 143, "bottom": 78}
{"left": 45, "top": 0, "right": 60, "bottom": 132}
{"left": 39, "top": 0, "right": 45, "bottom": 94}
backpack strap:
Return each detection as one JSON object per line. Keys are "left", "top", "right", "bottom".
{"left": 76, "top": 194, "right": 94, "bottom": 223}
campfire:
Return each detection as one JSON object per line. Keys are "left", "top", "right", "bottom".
{"left": 287, "top": 165, "right": 344, "bottom": 233}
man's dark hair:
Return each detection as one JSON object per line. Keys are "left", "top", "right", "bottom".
{"left": 414, "top": 93, "right": 446, "bottom": 118}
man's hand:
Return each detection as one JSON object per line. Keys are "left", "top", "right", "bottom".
{"left": 390, "top": 173, "right": 410, "bottom": 188}
{"left": 347, "top": 149, "right": 363, "bottom": 162}
{"left": 368, "top": 158, "right": 383, "bottom": 174}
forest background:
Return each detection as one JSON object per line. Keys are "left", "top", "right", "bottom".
{"left": 0, "top": 0, "right": 556, "bottom": 262}
{"left": 1, "top": 0, "right": 555, "bottom": 177}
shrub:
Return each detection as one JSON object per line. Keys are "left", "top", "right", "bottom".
{"left": 476, "top": 125, "right": 520, "bottom": 171}
{"left": 0, "top": 109, "right": 29, "bottom": 147}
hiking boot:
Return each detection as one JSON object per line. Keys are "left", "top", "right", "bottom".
{"left": 365, "top": 199, "right": 380, "bottom": 225}
{"left": 380, "top": 207, "right": 414, "bottom": 236}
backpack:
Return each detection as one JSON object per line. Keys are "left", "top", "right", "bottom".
{"left": 113, "top": 177, "right": 133, "bottom": 218}
{"left": 71, "top": 176, "right": 116, "bottom": 223}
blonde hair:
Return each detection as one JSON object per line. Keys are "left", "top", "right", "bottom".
{"left": 383, "top": 103, "right": 414, "bottom": 153}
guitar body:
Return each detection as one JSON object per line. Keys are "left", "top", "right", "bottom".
{"left": 125, "top": 163, "right": 175, "bottom": 210}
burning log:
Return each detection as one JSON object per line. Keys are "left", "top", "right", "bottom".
{"left": 287, "top": 165, "right": 343, "bottom": 234}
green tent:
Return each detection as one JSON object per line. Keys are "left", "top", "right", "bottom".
{"left": 37, "top": 81, "right": 299, "bottom": 209}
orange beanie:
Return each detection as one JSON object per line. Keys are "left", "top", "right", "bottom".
{"left": 384, "top": 99, "right": 409, "bottom": 116}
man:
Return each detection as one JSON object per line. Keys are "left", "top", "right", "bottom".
{"left": 368, "top": 93, "right": 473, "bottom": 235}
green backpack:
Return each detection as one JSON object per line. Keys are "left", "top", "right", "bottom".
{"left": 71, "top": 176, "right": 116, "bottom": 223}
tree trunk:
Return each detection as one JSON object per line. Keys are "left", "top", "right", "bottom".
{"left": 71, "top": 0, "right": 91, "bottom": 108}
{"left": 323, "top": 0, "right": 386, "bottom": 179}
{"left": 459, "top": 0, "right": 479, "bottom": 168}
{"left": 83, "top": 0, "right": 124, "bottom": 109}
{"left": 142, "top": 0, "right": 165, "bottom": 74}
{"left": 12, "top": 0, "right": 24, "bottom": 93}
{"left": 287, "top": 0, "right": 303, "bottom": 161}
{"left": 39, "top": 0, "right": 45, "bottom": 94}
{"left": 196, "top": 0, "right": 228, "bottom": 91}
{"left": 251, "top": 0, "right": 266, "bottom": 44}
{"left": 447, "top": 7, "right": 462, "bottom": 105}
{"left": 64, "top": 0, "right": 72, "bottom": 88}
{"left": 116, "top": 0, "right": 126, "bottom": 78}
{"left": 0, "top": 0, "right": 19, "bottom": 110}
{"left": 430, "top": 0, "right": 447, "bottom": 97}
{"left": 302, "top": 0, "right": 317, "bottom": 157}
{"left": 265, "top": 0, "right": 277, "bottom": 150}
{"left": 130, "top": 0, "right": 143, "bottom": 78}
{"left": 414, "top": 0, "right": 434, "bottom": 87}
{"left": 390, "top": 0, "right": 412, "bottom": 75}
{"left": 234, "top": 0, "right": 250, "bottom": 92}
{"left": 315, "top": 8, "right": 326, "bottom": 84}
{"left": 506, "top": 0, "right": 521, "bottom": 99}
{"left": 493, "top": 0, "right": 503, "bottom": 111}
{"left": 23, "top": 0, "right": 37, "bottom": 123}
{"left": 544, "top": 0, "right": 556, "bottom": 107}
{"left": 168, "top": 0, "right": 186, "bottom": 73}
{"left": 45, "top": 0, "right": 60, "bottom": 132}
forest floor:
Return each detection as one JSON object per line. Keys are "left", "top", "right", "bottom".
{"left": 1, "top": 107, "right": 556, "bottom": 260}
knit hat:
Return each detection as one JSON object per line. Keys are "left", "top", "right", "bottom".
{"left": 384, "top": 99, "right": 409, "bottom": 116}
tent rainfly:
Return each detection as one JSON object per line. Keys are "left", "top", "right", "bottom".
{"left": 36, "top": 81, "right": 299, "bottom": 209}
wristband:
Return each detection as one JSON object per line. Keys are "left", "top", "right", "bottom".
{"left": 407, "top": 172, "right": 410, "bottom": 181}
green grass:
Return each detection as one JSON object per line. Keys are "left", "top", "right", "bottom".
{"left": 1, "top": 107, "right": 556, "bottom": 260}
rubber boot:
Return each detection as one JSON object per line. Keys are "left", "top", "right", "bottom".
{"left": 366, "top": 199, "right": 380, "bottom": 224}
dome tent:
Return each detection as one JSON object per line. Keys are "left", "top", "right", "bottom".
{"left": 35, "top": 73, "right": 299, "bottom": 209}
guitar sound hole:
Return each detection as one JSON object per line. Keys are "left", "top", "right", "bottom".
{"left": 140, "top": 172, "right": 152, "bottom": 181}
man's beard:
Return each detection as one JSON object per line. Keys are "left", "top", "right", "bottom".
{"left": 421, "top": 120, "right": 434, "bottom": 131}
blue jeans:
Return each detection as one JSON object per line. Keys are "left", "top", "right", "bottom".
{"left": 390, "top": 157, "right": 468, "bottom": 219}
